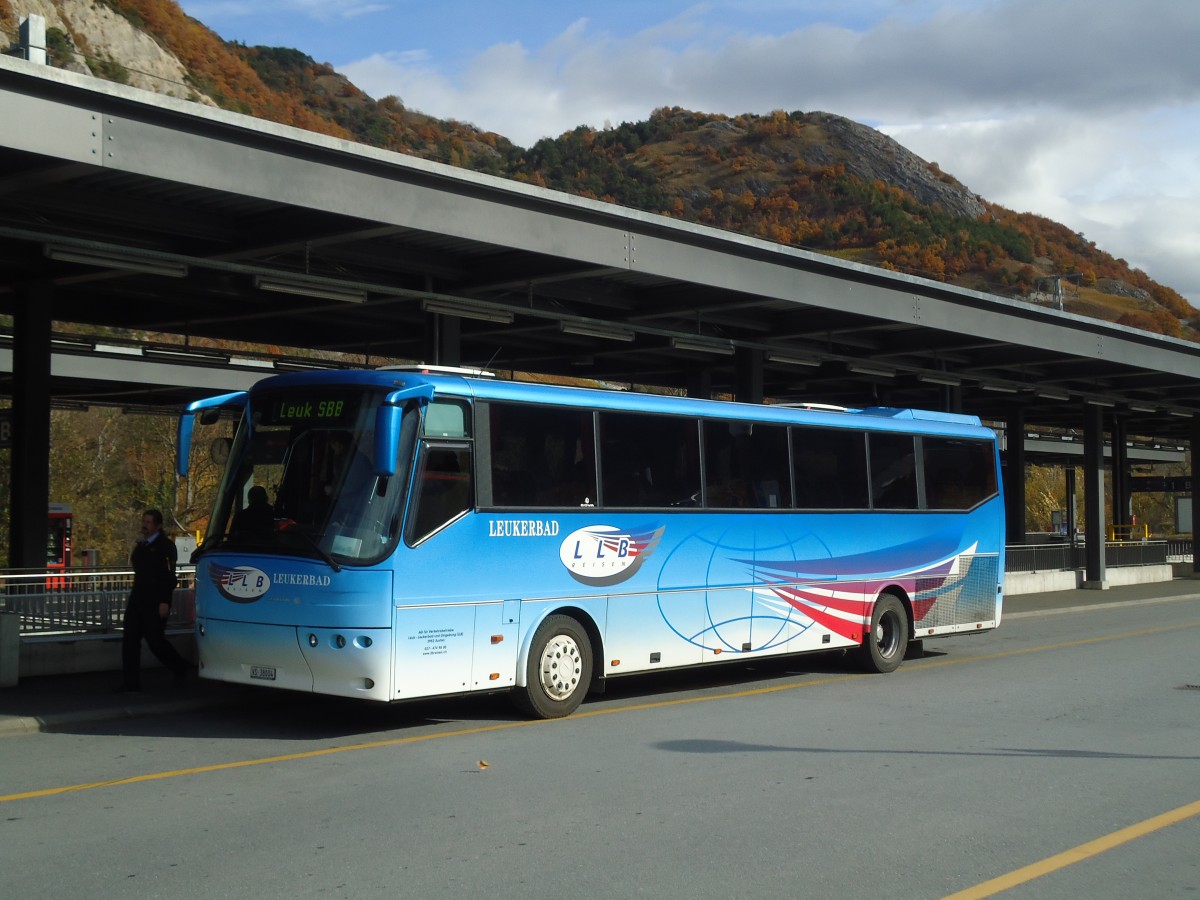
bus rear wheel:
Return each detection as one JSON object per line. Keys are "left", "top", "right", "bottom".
{"left": 513, "top": 615, "right": 593, "bottom": 719}
{"left": 857, "top": 593, "right": 908, "bottom": 673}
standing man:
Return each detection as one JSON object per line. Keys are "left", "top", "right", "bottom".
{"left": 115, "top": 509, "right": 189, "bottom": 692}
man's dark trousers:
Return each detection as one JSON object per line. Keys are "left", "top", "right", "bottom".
{"left": 120, "top": 600, "right": 187, "bottom": 689}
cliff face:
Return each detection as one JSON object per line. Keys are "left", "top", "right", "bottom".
{"left": 634, "top": 109, "right": 986, "bottom": 220}
{"left": 805, "top": 112, "right": 986, "bottom": 221}
{"left": 3, "top": 0, "right": 212, "bottom": 102}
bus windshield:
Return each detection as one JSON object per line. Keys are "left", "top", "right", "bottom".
{"left": 202, "top": 387, "right": 417, "bottom": 565}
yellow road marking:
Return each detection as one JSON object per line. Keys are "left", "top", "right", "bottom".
{"left": 2, "top": 619, "right": 1198, "bottom": 805}
{"left": 943, "top": 798, "right": 1200, "bottom": 899}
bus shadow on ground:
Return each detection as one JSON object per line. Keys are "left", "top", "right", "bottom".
{"left": 587, "top": 646, "right": 946, "bottom": 708}
{"left": 49, "top": 646, "right": 947, "bottom": 741}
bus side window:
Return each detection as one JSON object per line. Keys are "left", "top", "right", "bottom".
{"left": 487, "top": 404, "right": 597, "bottom": 508}
{"left": 793, "top": 427, "right": 869, "bottom": 509}
{"left": 868, "top": 433, "right": 919, "bottom": 510}
{"left": 923, "top": 437, "right": 996, "bottom": 509}
{"left": 406, "top": 442, "right": 473, "bottom": 543}
{"left": 704, "top": 420, "right": 791, "bottom": 509}
{"left": 600, "top": 412, "right": 701, "bottom": 509}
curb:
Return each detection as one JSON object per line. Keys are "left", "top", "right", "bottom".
{"left": 1004, "top": 592, "right": 1200, "bottom": 620}
{"left": 0, "top": 693, "right": 236, "bottom": 737}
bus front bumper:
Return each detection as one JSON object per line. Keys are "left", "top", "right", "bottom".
{"left": 197, "top": 618, "right": 392, "bottom": 701}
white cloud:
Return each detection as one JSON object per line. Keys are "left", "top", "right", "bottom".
{"left": 338, "top": 0, "right": 1200, "bottom": 302}
{"left": 881, "top": 105, "right": 1200, "bottom": 301}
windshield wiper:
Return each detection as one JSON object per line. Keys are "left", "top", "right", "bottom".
{"left": 293, "top": 532, "right": 342, "bottom": 572}
{"left": 190, "top": 532, "right": 228, "bottom": 562}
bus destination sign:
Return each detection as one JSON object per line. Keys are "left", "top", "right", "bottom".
{"left": 263, "top": 395, "right": 355, "bottom": 426}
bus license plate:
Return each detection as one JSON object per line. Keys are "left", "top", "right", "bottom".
{"left": 250, "top": 665, "right": 276, "bottom": 681}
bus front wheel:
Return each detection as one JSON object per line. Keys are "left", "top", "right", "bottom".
{"left": 514, "top": 615, "right": 593, "bottom": 719}
{"left": 857, "top": 593, "right": 908, "bottom": 674}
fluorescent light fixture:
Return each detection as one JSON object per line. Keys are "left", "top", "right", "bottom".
{"left": 848, "top": 364, "right": 894, "bottom": 378}
{"left": 51, "top": 337, "right": 96, "bottom": 351}
{"left": 94, "top": 343, "right": 143, "bottom": 356}
{"left": 143, "top": 347, "right": 230, "bottom": 363}
{"left": 229, "top": 357, "right": 277, "bottom": 369}
{"left": 1128, "top": 404, "right": 1158, "bottom": 414}
{"left": 981, "top": 383, "right": 1019, "bottom": 394}
{"left": 670, "top": 336, "right": 735, "bottom": 355}
{"left": 380, "top": 364, "right": 496, "bottom": 378}
{"left": 560, "top": 321, "right": 636, "bottom": 342}
{"left": 1169, "top": 409, "right": 1193, "bottom": 418}
{"left": 1085, "top": 397, "right": 1116, "bottom": 407}
{"left": 45, "top": 243, "right": 187, "bottom": 278}
{"left": 421, "top": 297, "right": 514, "bottom": 324}
{"left": 918, "top": 373, "right": 962, "bottom": 387}
{"left": 1035, "top": 388, "right": 1070, "bottom": 401}
{"left": 767, "top": 352, "right": 822, "bottom": 367}
{"left": 255, "top": 275, "right": 366, "bottom": 304}
{"left": 273, "top": 359, "right": 334, "bottom": 371}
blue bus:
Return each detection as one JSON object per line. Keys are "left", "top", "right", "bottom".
{"left": 178, "top": 367, "right": 1004, "bottom": 718}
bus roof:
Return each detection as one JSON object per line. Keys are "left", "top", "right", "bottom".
{"left": 246, "top": 368, "right": 993, "bottom": 438}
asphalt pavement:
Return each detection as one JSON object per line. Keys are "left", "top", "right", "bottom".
{"left": 3, "top": 578, "right": 1199, "bottom": 738}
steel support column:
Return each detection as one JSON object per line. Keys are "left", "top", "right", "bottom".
{"left": 10, "top": 280, "right": 52, "bottom": 568}
{"left": 423, "top": 312, "right": 462, "bottom": 368}
{"left": 947, "top": 385, "right": 963, "bottom": 414}
{"left": 1193, "top": 419, "right": 1200, "bottom": 575}
{"left": 687, "top": 369, "right": 713, "bottom": 400}
{"left": 734, "top": 347, "right": 764, "bottom": 404}
{"left": 1082, "top": 403, "right": 1107, "bottom": 589}
{"left": 1065, "top": 467, "right": 1077, "bottom": 541}
{"left": 1111, "top": 417, "right": 1129, "bottom": 529}
{"left": 1005, "top": 409, "right": 1026, "bottom": 544}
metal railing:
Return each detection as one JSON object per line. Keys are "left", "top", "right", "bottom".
{"left": 1166, "top": 539, "right": 1194, "bottom": 563}
{"left": 1005, "top": 540, "right": 1172, "bottom": 573}
{"left": 0, "top": 567, "right": 196, "bottom": 635}
{"left": 1005, "top": 543, "right": 1075, "bottom": 573}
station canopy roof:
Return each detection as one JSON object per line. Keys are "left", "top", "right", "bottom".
{"left": 2, "top": 56, "right": 1200, "bottom": 446}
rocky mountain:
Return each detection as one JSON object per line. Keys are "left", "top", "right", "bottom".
{"left": 2, "top": 0, "right": 1194, "bottom": 338}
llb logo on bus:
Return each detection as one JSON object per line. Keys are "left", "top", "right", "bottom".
{"left": 559, "top": 524, "right": 665, "bottom": 587}
{"left": 208, "top": 563, "right": 271, "bottom": 602}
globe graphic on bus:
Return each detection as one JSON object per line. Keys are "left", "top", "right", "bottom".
{"left": 655, "top": 522, "right": 836, "bottom": 653}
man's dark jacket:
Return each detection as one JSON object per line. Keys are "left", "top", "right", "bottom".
{"left": 129, "top": 534, "right": 178, "bottom": 607}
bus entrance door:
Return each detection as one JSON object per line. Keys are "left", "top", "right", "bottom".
{"left": 469, "top": 598, "right": 520, "bottom": 692}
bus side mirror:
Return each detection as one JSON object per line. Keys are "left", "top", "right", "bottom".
{"left": 375, "top": 384, "right": 436, "bottom": 476}
{"left": 374, "top": 405, "right": 401, "bottom": 476}
{"left": 177, "top": 412, "right": 196, "bottom": 478}
{"left": 177, "top": 391, "right": 249, "bottom": 478}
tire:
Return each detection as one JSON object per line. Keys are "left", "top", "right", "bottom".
{"left": 856, "top": 593, "right": 909, "bottom": 673}
{"left": 513, "top": 615, "right": 593, "bottom": 719}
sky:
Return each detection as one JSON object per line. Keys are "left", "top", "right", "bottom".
{"left": 177, "top": 0, "right": 1200, "bottom": 305}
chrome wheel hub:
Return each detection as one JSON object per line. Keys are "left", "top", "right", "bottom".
{"left": 538, "top": 634, "right": 583, "bottom": 701}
